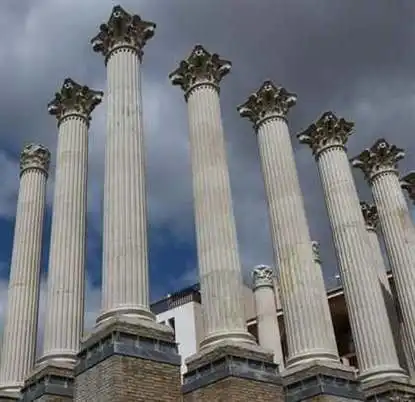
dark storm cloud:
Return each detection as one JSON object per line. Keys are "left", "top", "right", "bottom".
{"left": 0, "top": 0, "right": 414, "bottom": 286}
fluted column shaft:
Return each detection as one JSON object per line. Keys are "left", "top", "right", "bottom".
{"left": 98, "top": 46, "right": 152, "bottom": 322}
{"left": 0, "top": 146, "right": 49, "bottom": 392}
{"left": 370, "top": 171, "right": 415, "bottom": 366}
{"left": 316, "top": 146, "right": 404, "bottom": 381}
{"left": 41, "top": 114, "right": 89, "bottom": 362}
{"left": 252, "top": 266, "right": 284, "bottom": 367}
{"left": 366, "top": 225, "right": 411, "bottom": 372}
{"left": 186, "top": 83, "right": 253, "bottom": 347}
{"left": 257, "top": 117, "right": 338, "bottom": 366}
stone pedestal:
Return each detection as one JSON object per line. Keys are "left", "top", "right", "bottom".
{"left": 252, "top": 265, "right": 284, "bottom": 368}
{"left": 352, "top": 139, "right": 415, "bottom": 373}
{"left": 170, "top": 45, "right": 253, "bottom": 348}
{"left": 0, "top": 145, "right": 50, "bottom": 396}
{"left": 362, "top": 379, "right": 415, "bottom": 402}
{"left": 91, "top": 4, "right": 155, "bottom": 323}
{"left": 182, "top": 343, "right": 283, "bottom": 402}
{"left": 41, "top": 79, "right": 102, "bottom": 364}
{"left": 238, "top": 81, "right": 339, "bottom": 367}
{"left": 74, "top": 317, "right": 181, "bottom": 402}
{"left": 298, "top": 112, "right": 406, "bottom": 384}
{"left": 20, "top": 362, "right": 74, "bottom": 402}
{"left": 283, "top": 361, "right": 362, "bottom": 402}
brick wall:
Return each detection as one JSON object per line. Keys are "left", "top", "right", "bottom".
{"left": 75, "top": 355, "right": 181, "bottom": 402}
{"left": 183, "top": 377, "right": 284, "bottom": 402}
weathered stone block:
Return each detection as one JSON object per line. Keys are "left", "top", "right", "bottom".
{"left": 283, "top": 361, "right": 363, "bottom": 402}
{"left": 182, "top": 341, "right": 283, "bottom": 401}
{"left": 20, "top": 361, "right": 74, "bottom": 402}
{"left": 362, "top": 378, "right": 415, "bottom": 401}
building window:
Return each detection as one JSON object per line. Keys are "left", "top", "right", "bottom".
{"left": 168, "top": 317, "right": 176, "bottom": 338}
{"left": 247, "top": 323, "right": 258, "bottom": 343}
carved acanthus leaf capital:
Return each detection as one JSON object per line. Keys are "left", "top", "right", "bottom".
{"left": 400, "top": 171, "right": 415, "bottom": 204}
{"left": 351, "top": 139, "right": 404, "bottom": 182}
{"left": 237, "top": 81, "right": 297, "bottom": 129}
{"left": 20, "top": 144, "right": 51, "bottom": 177}
{"left": 169, "top": 45, "right": 231, "bottom": 96}
{"left": 360, "top": 201, "right": 379, "bottom": 231}
{"left": 91, "top": 5, "right": 156, "bottom": 60}
{"left": 311, "top": 241, "right": 322, "bottom": 264}
{"left": 48, "top": 78, "right": 103, "bottom": 123}
{"left": 298, "top": 111, "right": 354, "bottom": 157}
{"left": 252, "top": 264, "right": 274, "bottom": 288}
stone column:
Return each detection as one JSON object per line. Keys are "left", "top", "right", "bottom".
{"left": 171, "top": 45, "right": 281, "bottom": 402}
{"left": 40, "top": 78, "right": 102, "bottom": 363}
{"left": 252, "top": 265, "right": 284, "bottom": 368}
{"left": 352, "top": 139, "right": 415, "bottom": 373}
{"left": 360, "top": 202, "right": 391, "bottom": 291}
{"left": 0, "top": 145, "right": 50, "bottom": 395}
{"left": 72, "top": 9, "right": 183, "bottom": 402}
{"left": 238, "top": 81, "right": 339, "bottom": 367}
{"left": 91, "top": 4, "right": 156, "bottom": 323}
{"left": 169, "top": 45, "right": 253, "bottom": 348}
{"left": 360, "top": 201, "right": 410, "bottom": 372}
{"left": 298, "top": 112, "right": 406, "bottom": 383}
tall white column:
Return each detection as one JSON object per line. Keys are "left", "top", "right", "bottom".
{"left": 91, "top": 5, "right": 156, "bottom": 323}
{"left": 352, "top": 140, "right": 415, "bottom": 373}
{"left": 40, "top": 79, "right": 102, "bottom": 363}
{"left": 298, "top": 112, "right": 406, "bottom": 383}
{"left": 360, "top": 201, "right": 411, "bottom": 372}
{"left": 252, "top": 265, "right": 284, "bottom": 368}
{"left": 238, "top": 82, "right": 339, "bottom": 367}
{"left": 170, "top": 45, "right": 254, "bottom": 348}
{"left": 0, "top": 145, "right": 50, "bottom": 393}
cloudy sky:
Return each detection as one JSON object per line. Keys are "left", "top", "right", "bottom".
{"left": 0, "top": 0, "right": 414, "bottom": 343}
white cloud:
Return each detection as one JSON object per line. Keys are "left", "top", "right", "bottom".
{"left": 0, "top": 0, "right": 413, "bottom": 294}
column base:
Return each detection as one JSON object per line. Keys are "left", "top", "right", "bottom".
{"left": 37, "top": 353, "right": 77, "bottom": 366}
{"left": 182, "top": 341, "right": 283, "bottom": 401}
{"left": 283, "top": 360, "right": 363, "bottom": 402}
{"left": 199, "top": 329, "right": 256, "bottom": 349}
{"left": 95, "top": 306, "right": 155, "bottom": 324}
{"left": 0, "top": 390, "right": 20, "bottom": 401}
{"left": 74, "top": 316, "right": 181, "bottom": 402}
{"left": 362, "top": 378, "right": 415, "bottom": 401}
{"left": 358, "top": 365, "right": 408, "bottom": 385}
{"left": 286, "top": 349, "right": 342, "bottom": 368}
{"left": 20, "top": 360, "right": 74, "bottom": 401}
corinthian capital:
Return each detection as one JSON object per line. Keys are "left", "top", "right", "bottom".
{"left": 351, "top": 139, "right": 405, "bottom": 182}
{"left": 360, "top": 201, "right": 379, "bottom": 231}
{"left": 400, "top": 171, "right": 415, "bottom": 204}
{"left": 169, "top": 45, "right": 231, "bottom": 98}
{"left": 48, "top": 78, "right": 103, "bottom": 124}
{"left": 237, "top": 81, "right": 297, "bottom": 129}
{"left": 252, "top": 264, "right": 274, "bottom": 289}
{"left": 298, "top": 111, "right": 354, "bottom": 157}
{"left": 20, "top": 144, "right": 51, "bottom": 177}
{"left": 91, "top": 5, "right": 156, "bottom": 61}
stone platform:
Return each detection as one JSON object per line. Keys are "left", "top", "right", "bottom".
{"left": 283, "top": 360, "right": 363, "bottom": 402}
{"left": 20, "top": 360, "right": 74, "bottom": 401}
{"left": 182, "top": 341, "right": 283, "bottom": 401}
{"left": 73, "top": 316, "right": 182, "bottom": 402}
